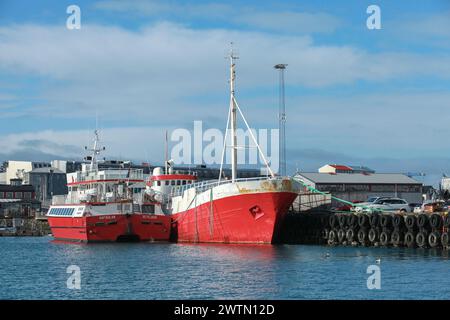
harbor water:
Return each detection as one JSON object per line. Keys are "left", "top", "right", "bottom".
{"left": 1, "top": 237, "right": 450, "bottom": 300}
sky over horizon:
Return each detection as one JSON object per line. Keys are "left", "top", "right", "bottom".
{"left": 0, "top": 0, "right": 449, "bottom": 185}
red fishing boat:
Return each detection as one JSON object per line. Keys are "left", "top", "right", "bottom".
{"left": 145, "top": 50, "right": 301, "bottom": 244}
{"left": 47, "top": 131, "right": 171, "bottom": 242}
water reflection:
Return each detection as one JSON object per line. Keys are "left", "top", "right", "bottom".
{"left": 4, "top": 238, "right": 450, "bottom": 299}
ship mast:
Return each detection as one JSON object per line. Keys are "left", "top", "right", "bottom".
{"left": 229, "top": 46, "right": 238, "bottom": 182}
{"left": 85, "top": 130, "right": 105, "bottom": 171}
{"left": 219, "top": 45, "right": 275, "bottom": 183}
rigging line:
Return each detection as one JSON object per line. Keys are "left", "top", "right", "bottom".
{"left": 195, "top": 192, "right": 199, "bottom": 242}
{"left": 170, "top": 190, "right": 198, "bottom": 224}
{"left": 292, "top": 177, "right": 371, "bottom": 210}
{"left": 232, "top": 96, "right": 275, "bottom": 178}
{"left": 219, "top": 96, "right": 232, "bottom": 184}
{"left": 209, "top": 188, "right": 214, "bottom": 237}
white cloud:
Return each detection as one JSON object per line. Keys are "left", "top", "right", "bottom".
{"left": 0, "top": 22, "right": 450, "bottom": 167}
{"left": 0, "top": 127, "right": 169, "bottom": 163}
{"left": 1, "top": 22, "right": 449, "bottom": 122}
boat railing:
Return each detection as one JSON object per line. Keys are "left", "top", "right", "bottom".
{"left": 75, "top": 168, "right": 144, "bottom": 182}
{"left": 170, "top": 176, "right": 281, "bottom": 197}
{"left": 170, "top": 170, "right": 198, "bottom": 176}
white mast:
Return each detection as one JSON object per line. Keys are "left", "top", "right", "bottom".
{"left": 164, "top": 130, "right": 168, "bottom": 174}
{"left": 219, "top": 44, "right": 275, "bottom": 182}
{"left": 229, "top": 45, "right": 238, "bottom": 182}
{"left": 85, "top": 130, "right": 105, "bottom": 171}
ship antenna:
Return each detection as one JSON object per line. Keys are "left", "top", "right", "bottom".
{"left": 85, "top": 129, "right": 106, "bottom": 172}
{"left": 229, "top": 43, "right": 238, "bottom": 182}
{"left": 164, "top": 130, "right": 168, "bottom": 174}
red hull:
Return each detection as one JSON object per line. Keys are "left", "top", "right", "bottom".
{"left": 48, "top": 214, "right": 171, "bottom": 242}
{"left": 171, "top": 191, "right": 297, "bottom": 244}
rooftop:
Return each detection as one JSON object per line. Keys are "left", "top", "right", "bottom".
{"left": 296, "top": 172, "right": 421, "bottom": 185}
{"left": 329, "top": 164, "right": 353, "bottom": 171}
{"left": 29, "top": 167, "right": 64, "bottom": 174}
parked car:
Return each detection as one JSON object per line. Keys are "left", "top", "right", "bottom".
{"left": 359, "top": 197, "right": 412, "bottom": 213}
{"left": 352, "top": 196, "right": 390, "bottom": 212}
{"left": 422, "top": 200, "right": 445, "bottom": 213}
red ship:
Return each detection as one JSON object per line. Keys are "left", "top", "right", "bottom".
{"left": 47, "top": 131, "right": 171, "bottom": 243}
{"left": 144, "top": 50, "right": 301, "bottom": 244}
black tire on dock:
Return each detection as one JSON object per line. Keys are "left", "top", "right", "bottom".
{"left": 444, "top": 215, "right": 450, "bottom": 228}
{"left": 428, "top": 232, "right": 441, "bottom": 248}
{"left": 441, "top": 232, "right": 449, "bottom": 248}
{"left": 405, "top": 215, "right": 416, "bottom": 230}
{"left": 405, "top": 231, "right": 416, "bottom": 248}
{"left": 358, "top": 214, "right": 369, "bottom": 228}
{"left": 430, "top": 214, "right": 443, "bottom": 229}
{"left": 393, "top": 214, "right": 404, "bottom": 228}
{"left": 380, "top": 214, "right": 393, "bottom": 228}
{"left": 391, "top": 229, "right": 403, "bottom": 246}
{"left": 329, "top": 214, "right": 338, "bottom": 229}
{"left": 337, "top": 228, "right": 346, "bottom": 243}
{"left": 417, "top": 214, "right": 429, "bottom": 229}
{"left": 368, "top": 228, "right": 379, "bottom": 243}
{"left": 369, "top": 214, "right": 380, "bottom": 227}
{"left": 338, "top": 215, "right": 347, "bottom": 228}
{"left": 379, "top": 231, "right": 391, "bottom": 246}
{"left": 347, "top": 214, "right": 358, "bottom": 228}
{"left": 346, "top": 228, "right": 356, "bottom": 242}
{"left": 416, "top": 231, "right": 428, "bottom": 248}
{"left": 328, "top": 229, "right": 338, "bottom": 245}
{"left": 322, "top": 228, "right": 330, "bottom": 240}
{"left": 358, "top": 228, "right": 368, "bottom": 245}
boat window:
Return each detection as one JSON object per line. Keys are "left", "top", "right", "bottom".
{"left": 157, "top": 181, "right": 161, "bottom": 186}
{"left": 142, "top": 204, "right": 155, "bottom": 214}
{"left": 165, "top": 181, "right": 169, "bottom": 186}
{"left": 171, "top": 180, "right": 175, "bottom": 186}
{"left": 177, "top": 180, "right": 181, "bottom": 185}
{"left": 182, "top": 180, "right": 186, "bottom": 185}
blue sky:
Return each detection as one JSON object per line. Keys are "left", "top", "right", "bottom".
{"left": 0, "top": 0, "right": 450, "bottom": 185}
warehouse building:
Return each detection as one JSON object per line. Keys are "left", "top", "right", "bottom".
{"left": 296, "top": 172, "right": 423, "bottom": 206}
